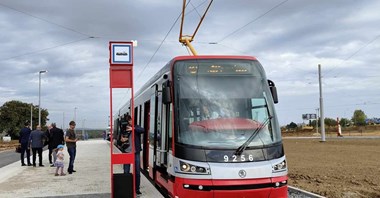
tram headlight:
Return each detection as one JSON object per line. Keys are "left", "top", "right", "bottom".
{"left": 272, "top": 160, "right": 287, "bottom": 173}
{"left": 178, "top": 161, "right": 209, "bottom": 175}
{"left": 180, "top": 162, "right": 190, "bottom": 172}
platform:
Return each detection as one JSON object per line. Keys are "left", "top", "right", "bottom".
{"left": 0, "top": 139, "right": 164, "bottom": 198}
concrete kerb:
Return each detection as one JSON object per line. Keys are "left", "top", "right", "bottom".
{"left": 0, "top": 155, "right": 24, "bottom": 183}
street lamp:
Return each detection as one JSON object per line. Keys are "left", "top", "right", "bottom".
{"left": 82, "top": 119, "right": 86, "bottom": 140}
{"left": 74, "top": 107, "right": 77, "bottom": 132}
{"left": 30, "top": 104, "right": 33, "bottom": 130}
{"left": 74, "top": 107, "right": 77, "bottom": 122}
{"left": 38, "top": 70, "right": 47, "bottom": 126}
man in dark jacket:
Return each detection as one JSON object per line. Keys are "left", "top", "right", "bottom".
{"left": 120, "top": 115, "right": 145, "bottom": 195}
{"left": 29, "top": 125, "right": 46, "bottom": 167}
{"left": 47, "top": 123, "right": 65, "bottom": 166}
{"left": 19, "top": 121, "right": 32, "bottom": 166}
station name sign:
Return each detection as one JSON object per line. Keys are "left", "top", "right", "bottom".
{"left": 109, "top": 41, "right": 133, "bottom": 66}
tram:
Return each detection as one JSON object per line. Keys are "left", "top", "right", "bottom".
{"left": 113, "top": 55, "right": 288, "bottom": 198}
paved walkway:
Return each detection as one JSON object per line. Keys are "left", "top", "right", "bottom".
{"left": 0, "top": 139, "right": 163, "bottom": 198}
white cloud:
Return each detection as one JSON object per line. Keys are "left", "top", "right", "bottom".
{"left": 0, "top": 0, "right": 379, "bottom": 128}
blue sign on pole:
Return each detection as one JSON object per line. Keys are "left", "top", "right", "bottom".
{"left": 109, "top": 42, "right": 133, "bottom": 66}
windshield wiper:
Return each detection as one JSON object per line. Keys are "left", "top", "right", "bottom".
{"left": 234, "top": 116, "right": 272, "bottom": 156}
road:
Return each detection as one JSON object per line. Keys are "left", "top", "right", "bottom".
{"left": 0, "top": 150, "right": 20, "bottom": 168}
{"left": 0, "top": 147, "right": 48, "bottom": 168}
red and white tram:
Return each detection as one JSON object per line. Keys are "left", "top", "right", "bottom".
{"left": 114, "top": 55, "right": 288, "bottom": 198}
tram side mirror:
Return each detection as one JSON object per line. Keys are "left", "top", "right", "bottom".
{"left": 268, "top": 79, "right": 278, "bottom": 104}
{"left": 162, "top": 80, "right": 172, "bottom": 104}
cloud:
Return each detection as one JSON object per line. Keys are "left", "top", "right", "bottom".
{"left": 0, "top": 0, "right": 379, "bottom": 129}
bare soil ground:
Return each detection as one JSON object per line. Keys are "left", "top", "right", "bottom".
{"left": 284, "top": 131, "right": 380, "bottom": 198}
{"left": 0, "top": 140, "right": 19, "bottom": 152}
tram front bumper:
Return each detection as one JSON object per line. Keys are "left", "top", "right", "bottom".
{"left": 174, "top": 176, "right": 288, "bottom": 198}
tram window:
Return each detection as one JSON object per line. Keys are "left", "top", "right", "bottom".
{"left": 251, "top": 98, "right": 267, "bottom": 122}
{"left": 139, "top": 105, "right": 142, "bottom": 126}
{"left": 176, "top": 96, "right": 277, "bottom": 148}
{"left": 168, "top": 105, "right": 173, "bottom": 150}
{"left": 134, "top": 106, "right": 138, "bottom": 125}
{"left": 149, "top": 95, "right": 155, "bottom": 147}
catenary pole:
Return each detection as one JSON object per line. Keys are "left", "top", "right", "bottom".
{"left": 318, "top": 64, "right": 326, "bottom": 142}
{"left": 38, "top": 70, "right": 47, "bottom": 126}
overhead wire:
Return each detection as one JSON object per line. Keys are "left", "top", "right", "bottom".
{"left": 0, "top": 37, "right": 94, "bottom": 62}
{"left": 315, "top": 34, "right": 380, "bottom": 105}
{"left": 190, "top": 1, "right": 203, "bottom": 18}
{"left": 274, "top": 34, "right": 380, "bottom": 101}
{"left": 116, "top": 1, "right": 203, "bottom": 109}
{"left": 135, "top": 0, "right": 208, "bottom": 80}
{"left": 0, "top": 2, "right": 97, "bottom": 62}
{"left": 217, "top": 0, "right": 289, "bottom": 43}
{"left": 117, "top": 0, "right": 209, "bottom": 111}
{"left": 0, "top": 2, "right": 93, "bottom": 38}
{"left": 135, "top": 1, "right": 192, "bottom": 80}
{"left": 322, "top": 34, "right": 380, "bottom": 78}
{"left": 212, "top": 0, "right": 379, "bottom": 112}
{"left": 212, "top": 0, "right": 380, "bottom": 84}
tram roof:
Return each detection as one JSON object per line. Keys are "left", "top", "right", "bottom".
{"left": 171, "top": 55, "right": 258, "bottom": 61}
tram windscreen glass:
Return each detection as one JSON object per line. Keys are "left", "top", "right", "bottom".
{"left": 173, "top": 59, "right": 282, "bottom": 149}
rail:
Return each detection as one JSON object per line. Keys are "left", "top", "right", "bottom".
{"left": 288, "top": 185, "right": 326, "bottom": 198}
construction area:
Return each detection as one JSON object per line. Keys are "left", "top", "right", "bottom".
{"left": 284, "top": 130, "right": 380, "bottom": 198}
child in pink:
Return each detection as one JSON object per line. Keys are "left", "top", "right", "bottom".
{"left": 54, "top": 145, "right": 66, "bottom": 176}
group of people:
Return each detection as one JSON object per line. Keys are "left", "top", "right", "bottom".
{"left": 18, "top": 120, "right": 78, "bottom": 176}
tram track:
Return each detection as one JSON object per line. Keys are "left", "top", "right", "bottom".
{"left": 288, "top": 186, "right": 325, "bottom": 198}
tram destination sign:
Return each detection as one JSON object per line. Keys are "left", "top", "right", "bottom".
{"left": 109, "top": 41, "right": 133, "bottom": 66}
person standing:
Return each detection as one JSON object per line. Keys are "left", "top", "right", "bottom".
{"left": 54, "top": 144, "right": 66, "bottom": 176}
{"left": 48, "top": 123, "right": 65, "bottom": 166}
{"left": 121, "top": 115, "right": 145, "bottom": 195}
{"left": 19, "top": 121, "right": 32, "bottom": 166}
{"left": 65, "top": 121, "right": 78, "bottom": 174}
{"left": 102, "top": 130, "right": 106, "bottom": 140}
{"left": 45, "top": 124, "right": 52, "bottom": 164}
{"left": 29, "top": 125, "right": 46, "bottom": 167}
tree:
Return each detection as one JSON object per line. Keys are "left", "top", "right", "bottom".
{"left": 0, "top": 100, "right": 49, "bottom": 139}
{"left": 324, "top": 117, "right": 338, "bottom": 127}
{"left": 310, "top": 119, "right": 320, "bottom": 128}
{"left": 286, "top": 122, "right": 298, "bottom": 130}
{"left": 339, "top": 118, "right": 351, "bottom": 127}
{"left": 352, "top": 109, "right": 367, "bottom": 126}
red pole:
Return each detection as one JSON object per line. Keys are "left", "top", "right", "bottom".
{"left": 110, "top": 84, "right": 114, "bottom": 198}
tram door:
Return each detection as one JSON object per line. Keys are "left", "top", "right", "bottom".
{"left": 149, "top": 85, "right": 158, "bottom": 180}
{"left": 159, "top": 99, "right": 169, "bottom": 168}
{"left": 142, "top": 101, "right": 150, "bottom": 172}
{"left": 157, "top": 81, "right": 171, "bottom": 171}
{"left": 155, "top": 82, "right": 171, "bottom": 170}
{"left": 156, "top": 92, "right": 166, "bottom": 168}
{"left": 150, "top": 82, "right": 171, "bottom": 181}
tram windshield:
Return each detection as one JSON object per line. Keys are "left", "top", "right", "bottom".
{"left": 174, "top": 59, "right": 281, "bottom": 149}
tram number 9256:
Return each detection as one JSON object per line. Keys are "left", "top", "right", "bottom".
{"left": 224, "top": 155, "right": 254, "bottom": 162}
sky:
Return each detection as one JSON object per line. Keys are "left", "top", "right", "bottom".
{"left": 0, "top": 0, "right": 379, "bottom": 129}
